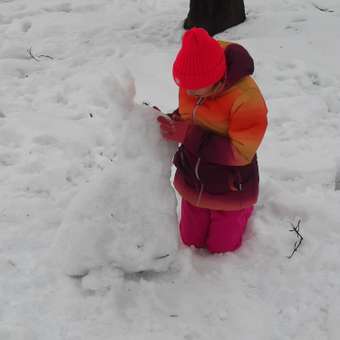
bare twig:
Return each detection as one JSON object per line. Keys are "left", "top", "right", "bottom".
{"left": 8, "top": 260, "right": 16, "bottom": 267}
{"left": 27, "top": 47, "right": 40, "bottom": 62}
{"left": 312, "top": 3, "right": 334, "bottom": 12}
{"left": 335, "top": 159, "right": 340, "bottom": 191}
{"left": 154, "top": 254, "right": 170, "bottom": 260}
{"left": 38, "top": 54, "right": 54, "bottom": 60}
{"left": 27, "top": 47, "right": 54, "bottom": 62}
{"left": 287, "top": 219, "right": 303, "bottom": 259}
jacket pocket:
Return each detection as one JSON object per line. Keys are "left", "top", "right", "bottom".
{"left": 195, "top": 161, "right": 242, "bottom": 194}
{"left": 174, "top": 146, "right": 259, "bottom": 196}
{"left": 173, "top": 145, "right": 201, "bottom": 190}
{"left": 174, "top": 146, "right": 239, "bottom": 194}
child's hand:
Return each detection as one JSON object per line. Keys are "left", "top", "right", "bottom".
{"left": 166, "top": 110, "right": 181, "bottom": 121}
{"left": 157, "top": 115, "right": 190, "bottom": 143}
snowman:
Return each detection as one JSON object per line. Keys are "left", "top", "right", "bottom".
{"left": 53, "top": 71, "right": 178, "bottom": 277}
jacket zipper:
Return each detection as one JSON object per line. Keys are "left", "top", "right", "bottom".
{"left": 236, "top": 170, "right": 243, "bottom": 191}
{"left": 192, "top": 97, "right": 205, "bottom": 122}
{"left": 192, "top": 97, "right": 205, "bottom": 206}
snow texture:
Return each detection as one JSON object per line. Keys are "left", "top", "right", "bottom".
{"left": 0, "top": 0, "right": 340, "bottom": 339}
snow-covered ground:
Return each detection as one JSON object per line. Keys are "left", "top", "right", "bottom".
{"left": 1, "top": 0, "right": 340, "bottom": 339}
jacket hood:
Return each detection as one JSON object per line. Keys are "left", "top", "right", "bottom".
{"left": 223, "top": 43, "right": 254, "bottom": 89}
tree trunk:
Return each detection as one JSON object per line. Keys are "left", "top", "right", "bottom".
{"left": 183, "top": 0, "right": 246, "bottom": 36}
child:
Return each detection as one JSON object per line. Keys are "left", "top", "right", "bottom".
{"left": 157, "top": 28, "right": 267, "bottom": 253}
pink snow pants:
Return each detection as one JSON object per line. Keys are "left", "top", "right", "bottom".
{"left": 180, "top": 200, "right": 253, "bottom": 253}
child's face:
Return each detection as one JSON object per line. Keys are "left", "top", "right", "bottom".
{"left": 186, "top": 81, "right": 222, "bottom": 98}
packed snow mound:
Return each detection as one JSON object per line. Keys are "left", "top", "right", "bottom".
{"left": 53, "top": 71, "right": 178, "bottom": 276}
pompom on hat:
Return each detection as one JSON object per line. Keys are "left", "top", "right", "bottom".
{"left": 172, "top": 28, "right": 226, "bottom": 90}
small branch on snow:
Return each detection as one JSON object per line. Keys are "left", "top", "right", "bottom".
{"left": 143, "top": 101, "right": 161, "bottom": 112}
{"left": 8, "top": 259, "right": 16, "bottom": 267}
{"left": 312, "top": 3, "right": 334, "bottom": 13}
{"left": 335, "top": 159, "right": 340, "bottom": 191}
{"left": 287, "top": 219, "right": 303, "bottom": 259}
{"left": 27, "top": 47, "right": 54, "bottom": 62}
{"left": 27, "top": 47, "right": 40, "bottom": 62}
{"left": 38, "top": 54, "right": 54, "bottom": 60}
{"left": 154, "top": 254, "right": 170, "bottom": 260}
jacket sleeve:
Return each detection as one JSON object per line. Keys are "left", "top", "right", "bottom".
{"left": 199, "top": 93, "right": 268, "bottom": 166}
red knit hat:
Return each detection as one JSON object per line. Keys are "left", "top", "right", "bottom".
{"left": 172, "top": 28, "right": 226, "bottom": 90}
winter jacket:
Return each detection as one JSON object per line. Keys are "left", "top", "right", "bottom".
{"left": 173, "top": 41, "right": 268, "bottom": 211}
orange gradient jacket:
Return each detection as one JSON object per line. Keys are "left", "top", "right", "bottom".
{"left": 173, "top": 41, "right": 268, "bottom": 211}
